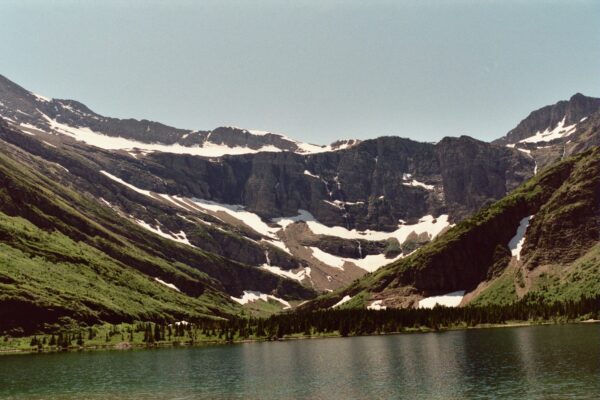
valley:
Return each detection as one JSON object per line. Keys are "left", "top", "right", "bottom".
{"left": 0, "top": 74, "right": 599, "bottom": 333}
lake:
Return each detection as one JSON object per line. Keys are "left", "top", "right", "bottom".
{"left": 1, "top": 324, "right": 599, "bottom": 399}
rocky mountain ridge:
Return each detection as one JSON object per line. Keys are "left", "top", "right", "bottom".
{"left": 306, "top": 146, "right": 600, "bottom": 310}
{"left": 493, "top": 92, "right": 600, "bottom": 172}
{"left": 2, "top": 74, "right": 597, "bottom": 317}
{"left": 0, "top": 74, "right": 537, "bottom": 295}
{"left": 0, "top": 74, "right": 358, "bottom": 157}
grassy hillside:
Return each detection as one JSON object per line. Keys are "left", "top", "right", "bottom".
{"left": 0, "top": 128, "right": 314, "bottom": 333}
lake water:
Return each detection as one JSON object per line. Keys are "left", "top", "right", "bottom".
{"left": 1, "top": 324, "right": 599, "bottom": 399}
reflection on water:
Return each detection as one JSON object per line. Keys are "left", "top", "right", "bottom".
{"left": 1, "top": 324, "right": 599, "bottom": 399}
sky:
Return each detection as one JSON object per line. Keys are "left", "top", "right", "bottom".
{"left": 1, "top": 0, "right": 599, "bottom": 144}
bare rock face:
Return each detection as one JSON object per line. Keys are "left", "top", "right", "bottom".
{"left": 521, "top": 150, "right": 600, "bottom": 267}
{"left": 305, "top": 146, "right": 600, "bottom": 310}
{"left": 144, "top": 135, "right": 534, "bottom": 230}
{"left": 494, "top": 93, "right": 600, "bottom": 172}
{"left": 494, "top": 93, "right": 600, "bottom": 146}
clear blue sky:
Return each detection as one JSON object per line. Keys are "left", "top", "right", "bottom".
{"left": 1, "top": 0, "right": 599, "bottom": 144}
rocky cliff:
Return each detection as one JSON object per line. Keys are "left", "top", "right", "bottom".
{"left": 307, "top": 146, "right": 600, "bottom": 310}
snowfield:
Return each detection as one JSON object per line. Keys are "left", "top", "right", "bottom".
{"left": 310, "top": 246, "right": 402, "bottom": 272}
{"left": 519, "top": 117, "right": 577, "bottom": 144}
{"left": 276, "top": 210, "right": 450, "bottom": 244}
{"left": 508, "top": 215, "right": 534, "bottom": 260}
{"left": 367, "top": 300, "right": 387, "bottom": 310}
{"left": 230, "top": 291, "right": 291, "bottom": 309}
{"left": 134, "top": 219, "right": 195, "bottom": 247}
{"left": 154, "top": 277, "right": 181, "bottom": 292}
{"left": 258, "top": 265, "right": 311, "bottom": 283}
{"left": 97, "top": 171, "right": 449, "bottom": 284}
{"left": 418, "top": 291, "right": 465, "bottom": 308}
{"left": 332, "top": 295, "right": 352, "bottom": 308}
{"left": 29, "top": 112, "right": 355, "bottom": 157}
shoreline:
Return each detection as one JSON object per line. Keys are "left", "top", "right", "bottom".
{"left": 2, "top": 318, "right": 598, "bottom": 357}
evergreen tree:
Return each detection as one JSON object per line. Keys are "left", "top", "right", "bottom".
{"left": 154, "top": 323, "right": 161, "bottom": 342}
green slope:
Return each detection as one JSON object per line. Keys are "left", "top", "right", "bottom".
{"left": 0, "top": 124, "right": 314, "bottom": 332}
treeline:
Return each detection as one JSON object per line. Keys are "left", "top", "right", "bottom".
{"left": 6, "top": 294, "right": 600, "bottom": 347}
{"left": 219, "top": 293, "right": 600, "bottom": 339}
{"left": 166, "top": 293, "right": 600, "bottom": 340}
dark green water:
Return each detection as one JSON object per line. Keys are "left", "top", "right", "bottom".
{"left": 1, "top": 324, "right": 599, "bottom": 399}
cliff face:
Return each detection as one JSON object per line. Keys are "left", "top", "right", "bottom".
{"left": 493, "top": 93, "right": 600, "bottom": 172}
{"left": 307, "top": 146, "right": 600, "bottom": 310}
{"left": 0, "top": 73, "right": 539, "bottom": 295}
{"left": 494, "top": 93, "right": 600, "bottom": 146}
{"left": 145, "top": 135, "right": 533, "bottom": 230}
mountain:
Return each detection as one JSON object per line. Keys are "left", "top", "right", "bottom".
{"left": 0, "top": 118, "right": 318, "bottom": 332}
{"left": 306, "top": 145, "right": 600, "bottom": 310}
{"left": 493, "top": 93, "right": 600, "bottom": 172}
{"left": 0, "top": 75, "right": 536, "bottom": 296}
{"left": 0, "top": 74, "right": 358, "bottom": 156}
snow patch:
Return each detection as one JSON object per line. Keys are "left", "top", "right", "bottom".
{"left": 230, "top": 290, "right": 291, "bottom": 309}
{"left": 134, "top": 219, "right": 194, "bottom": 247}
{"left": 31, "top": 92, "right": 51, "bottom": 102}
{"left": 310, "top": 247, "right": 346, "bottom": 269}
{"left": 190, "top": 198, "right": 279, "bottom": 238}
{"left": 418, "top": 290, "right": 465, "bottom": 308}
{"left": 519, "top": 117, "right": 577, "bottom": 144}
{"left": 261, "top": 238, "right": 292, "bottom": 255}
{"left": 272, "top": 209, "right": 316, "bottom": 229}
{"left": 154, "top": 277, "right": 181, "bottom": 292}
{"left": 310, "top": 246, "right": 401, "bottom": 272}
{"left": 38, "top": 113, "right": 286, "bottom": 157}
{"left": 508, "top": 215, "right": 533, "bottom": 260}
{"left": 402, "top": 179, "right": 435, "bottom": 190}
{"left": 367, "top": 300, "right": 387, "bottom": 310}
{"left": 332, "top": 295, "right": 352, "bottom": 308}
{"left": 303, "top": 170, "right": 320, "bottom": 179}
{"left": 100, "top": 171, "right": 153, "bottom": 197}
{"left": 259, "top": 265, "right": 310, "bottom": 282}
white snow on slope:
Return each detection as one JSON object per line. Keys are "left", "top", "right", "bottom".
{"left": 519, "top": 117, "right": 577, "bottom": 144}
{"left": 508, "top": 215, "right": 533, "bottom": 260}
{"left": 36, "top": 111, "right": 352, "bottom": 157}
{"left": 32, "top": 92, "right": 51, "bottom": 102}
{"left": 19, "top": 122, "right": 43, "bottom": 133}
{"left": 352, "top": 253, "right": 402, "bottom": 272}
{"left": 38, "top": 113, "right": 285, "bottom": 157}
{"left": 276, "top": 210, "right": 450, "bottom": 244}
{"left": 418, "top": 290, "right": 465, "bottom": 309}
{"left": 310, "top": 247, "right": 401, "bottom": 273}
{"left": 100, "top": 171, "right": 153, "bottom": 197}
{"left": 272, "top": 209, "right": 316, "bottom": 228}
{"left": 403, "top": 179, "right": 435, "bottom": 190}
{"left": 259, "top": 265, "right": 310, "bottom": 282}
{"left": 332, "top": 295, "right": 352, "bottom": 308}
{"left": 230, "top": 291, "right": 291, "bottom": 309}
{"left": 261, "top": 239, "right": 292, "bottom": 255}
{"left": 154, "top": 277, "right": 181, "bottom": 292}
{"left": 134, "top": 219, "right": 194, "bottom": 247}
{"left": 367, "top": 300, "right": 387, "bottom": 310}
{"left": 304, "top": 170, "right": 320, "bottom": 179}
{"left": 310, "top": 247, "right": 346, "bottom": 269}
{"left": 190, "top": 198, "right": 279, "bottom": 239}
